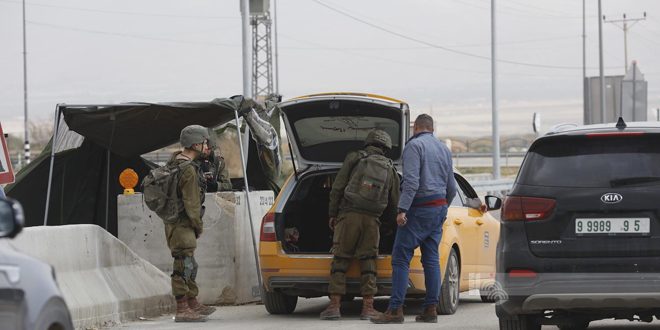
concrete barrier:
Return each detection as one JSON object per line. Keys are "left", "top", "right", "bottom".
{"left": 117, "top": 191, "right": 274, "bottom": 305}
{"left": 10, "top": 224, "right": 174, "bottom": 329}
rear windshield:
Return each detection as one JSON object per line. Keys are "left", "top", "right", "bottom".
{"left": 293, "top": 116, "right": 400, "bottom": 148}
{"left": 518, "top": 134, "right": 660, "bottom": 188}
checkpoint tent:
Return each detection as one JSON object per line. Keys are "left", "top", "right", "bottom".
{"left": 6, "top": 98, "right": 274, "bottom": 236}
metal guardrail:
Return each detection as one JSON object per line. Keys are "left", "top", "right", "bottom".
{"left": 471, "top": 179, "right": 515, "bottom": 196}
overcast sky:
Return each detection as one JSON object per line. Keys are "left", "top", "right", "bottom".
{"left": 1, "top": 0, "right": 659, "bottom": 137}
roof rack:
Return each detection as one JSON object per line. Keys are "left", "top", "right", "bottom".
{"left": 546, "top": 123, "right": 579, "bottom": 135}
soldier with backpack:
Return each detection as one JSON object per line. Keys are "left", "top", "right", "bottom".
{"left": 143, "top": 124, "right": 216, "bottom": 322}
{"left": 320, "top": 129, "right": 400, "bottom": 321}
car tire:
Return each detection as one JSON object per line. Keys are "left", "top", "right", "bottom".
{"left": 262, "top": 289, "right": 298, "bottom": 314}
{"left": 557, "top": 321, "right": 590, "bottom": 330}
{"left": 437, "top": 248, "right": 460, "bottom": 315}
{"left": 498, "top": 314, "right": 541, "bottom": 330}
{"left": 34, "top": 298, "right": 74, "bottom": 330}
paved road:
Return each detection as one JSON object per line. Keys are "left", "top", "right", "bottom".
{"left": 110, "top": 293, "right": 660, "bottom": 330}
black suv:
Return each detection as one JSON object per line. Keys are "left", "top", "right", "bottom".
{"left": 497, "top": 119, "right": 660, "bottom": 330}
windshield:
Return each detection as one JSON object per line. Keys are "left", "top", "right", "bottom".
{"left": 518, "top": 135, "right": 660, "bottom": 188}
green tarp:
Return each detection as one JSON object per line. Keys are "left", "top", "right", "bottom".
{"left": 6, "top": 98, "right": 273, "bottom": 236}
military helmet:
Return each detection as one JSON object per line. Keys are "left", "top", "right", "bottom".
{"left": 365, "top": 129, "right": 392, "bottom": 149}
{"left": 180, "top": 125, "right": 210, "bottom": 148}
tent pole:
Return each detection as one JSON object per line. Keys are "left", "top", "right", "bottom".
{"left": 105, "top": 114, "right": 117, "bottom": 232}
{"left": 234, "top": 109, "right": 263, "bottom": 298}
{"left": 44, "top": 105, "right": 61, "bottom": 226}
{"left": 105, "top": 148, "right": 110, "bottom": 231}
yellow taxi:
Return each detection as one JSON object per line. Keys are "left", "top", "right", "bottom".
{"left": 259, "top": 93, "right": 501, "bottom": 315}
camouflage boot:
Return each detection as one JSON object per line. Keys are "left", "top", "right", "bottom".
{"left": 174, "top": 297, "right": 207, "bottom": 322}
{"left": 415, "top": 305, "right": 437, "bottom": 323}
{"left": 188, "top": 297, "right": 216, "bottom": 316}
{"left": 369, "top": 306, "right": 404, "bottom": 324}
{"left": 319, "top": 294, "right": 342, "bottom": 320}
{"left": 360, "top": 295, "right": 379, "bottom": 320}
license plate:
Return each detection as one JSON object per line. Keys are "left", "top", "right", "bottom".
{"left": 575, "top": 218, "right": 650, "bottom": 235}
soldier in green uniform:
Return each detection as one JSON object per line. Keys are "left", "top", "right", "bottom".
{"left": 199, "top": 129, "right": 233, "bottom": 192}
{"left": 166, "top": 125, "right": 217, "bottom": 322}
{"left": 320, "top": 129, "right": 400, "bottom": 321}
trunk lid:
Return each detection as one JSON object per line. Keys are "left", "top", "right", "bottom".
{"left": 279, "top": 93, "right": 409, "bottom": 171}
{"left": 513, "top": 133, "right": 660, "bottom": 258}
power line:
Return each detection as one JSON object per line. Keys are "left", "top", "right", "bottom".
{"left": 0, "top": 0, "right": 238, "bottom": 19}
{"left": 27, "top": 21, "right": 239, "bottom": 47}
{"left": 278, "top": 33, "right": 579, "bottom": 78}
{"left": 456, "top": 0, "right": 595, "bottom": 20}
{"left": 279, "top": 34, "right": 580, "bottom": 51}
{"left": 312, "top": 0, "right": 610, "bottom": 70}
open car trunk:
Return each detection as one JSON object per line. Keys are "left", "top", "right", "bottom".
{"left": 278, "top": 170, "right": 398, "bottom": 254}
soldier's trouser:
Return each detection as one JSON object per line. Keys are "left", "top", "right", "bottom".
{"left": 329, "top": 212, "right": 380, "bottom": 296}
{"left": 165, "top": 224, "right": 199, "bottom": 298}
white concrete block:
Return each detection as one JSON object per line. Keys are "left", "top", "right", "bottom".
{"left": 117, "top": 191, "right": 274, "bottom": 305}
{"left": 10, "top": 225, "right": 174, "bottom": 329}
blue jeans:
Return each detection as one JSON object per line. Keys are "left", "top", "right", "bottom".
{"left": 389, "top": 205, "right": 448, "bottom": 309}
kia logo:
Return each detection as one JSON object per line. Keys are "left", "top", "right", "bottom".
{"left": 601, "top": 193, "right": 623, "bottom": 204}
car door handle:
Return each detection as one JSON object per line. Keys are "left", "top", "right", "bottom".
{"left": 453, "top": 219, "right": 463, "bottom": 225}
{"left": 476, "top": 219, "right": 484, "bottom": 226}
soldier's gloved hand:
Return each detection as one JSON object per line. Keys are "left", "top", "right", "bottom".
{"left": 328, "top": 217, "right": 337, "bottom": 231}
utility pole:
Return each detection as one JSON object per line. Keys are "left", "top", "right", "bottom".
{"left": 22, "top": 0, "right": 30, "bottom": 165}
{"left": 491, "top": 0, "right": 500, "bottom": 179}
{"left": 240, "top": 0, "right": 252, "bottom": 98}
{"left": 272, "top": 0, "right": 280, "bottom": 94}
{"left": 656, "top": 108, "right": 659, "bottom": 121}
{"left": 604, "top": 12, "right": 647, "bottom": 71}
{"left": 251, "top": 0, "right": 275, "bottom": 99}
{"left": 598, "top": 0, "right": 606, "bottom": 123}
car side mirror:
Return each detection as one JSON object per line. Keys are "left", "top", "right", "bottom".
{"left": 485, "top": 195, "right": 502, "bottom": 211}
{"left": 0, "top": 198, "right": 24, "bottom": 239}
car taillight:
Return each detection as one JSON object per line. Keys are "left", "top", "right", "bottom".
{"left": 502, "top": 196, "right": 556, "bottom": 221}
{"left": 508, "top": 268, "right": 537, "bottom": 278}
{"left": 586, "top": 132, "right": 644, "bottom": 138}
{"left": 260, "top": 212, "right": 276, "bottom": 242}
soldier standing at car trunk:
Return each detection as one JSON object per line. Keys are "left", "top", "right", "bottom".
{"left": 320, "top": 129, "right": 400, "bottom": 321}
{"left": 371, "top": 114, "right": 456, "bottom": 324}
{"left": 167, "top": 125, "right": 217, "bottom": 322}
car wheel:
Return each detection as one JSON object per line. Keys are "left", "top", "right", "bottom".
{"left": 262, "top": 288, "right": 298, "bottom": 314}
{"left": 557, "top": 321, "right": 590, "bottom": 330}
{"left": 34, "top": 298, "right": 74, "bottom": 330}
{"left": 499, "top": 314, "right": 541, "bottom": 330}
{"left": 437, "top": 248, "right": 460, "bottom": 315}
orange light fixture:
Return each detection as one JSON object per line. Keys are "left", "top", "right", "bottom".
{"left": 119, "top": 168, "right": 139, "bottom": 195}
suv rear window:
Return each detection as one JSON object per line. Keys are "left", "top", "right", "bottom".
{"left": 518, "top": 134, "right": 660, "bottom": 188}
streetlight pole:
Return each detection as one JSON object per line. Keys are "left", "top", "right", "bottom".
{"left": 598, "top": 0, "right": 606, "bottom": 123}
{"left": 582, "top": 0, "right": 586, "bottom": 111}
{"left": 491, "top": 0, "right": 500, "bottom": 179}
{"left": 240, "top": 0, "right": 252, "bottom": 98}
{"left": 22, "top": 0, "right": 30, "bottom": 164}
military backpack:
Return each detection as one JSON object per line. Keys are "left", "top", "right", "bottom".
{"left": 142, "top": 160, "right": 192, "bottom": 224}
{"left": 343, "top": 150, "right": 394, "bottom": 215}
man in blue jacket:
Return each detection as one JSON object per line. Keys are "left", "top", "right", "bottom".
{"left": 371, "top": 114, "right": 456, "bottom": 324}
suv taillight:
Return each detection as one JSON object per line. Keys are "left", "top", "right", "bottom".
{"left": 260, "top": 212, "right": 276, "bottom": 241}
{"left": 502, "top": 196, "right": 556, "bottom": 221}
